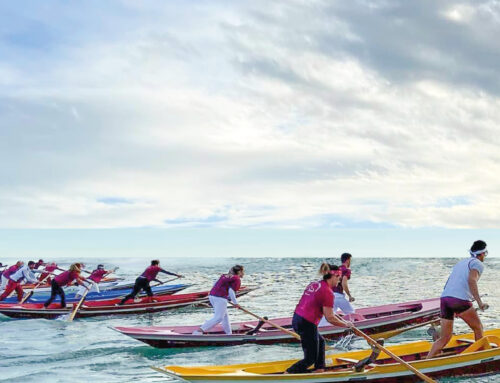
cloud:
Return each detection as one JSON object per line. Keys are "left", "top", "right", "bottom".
{"left": 0, "top": 0, "right": 499, "bottom": 229}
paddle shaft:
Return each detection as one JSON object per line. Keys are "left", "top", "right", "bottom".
{"left": 230, "top": 303, "right": 301, "bottom": 340}
{"left": 20, "top": 274, "right": 53, "bottom": 304}
{"left": 68, "top": 283, "right": 93, "bottom": 322}
{"left": 349, "top": 326, "right": 437, "bottom": 383}
{"left": 372, "top": 317, "right": 441, "bottom": 340}
{"left": 152, "top": 276, "right": 180, "bottom": 287}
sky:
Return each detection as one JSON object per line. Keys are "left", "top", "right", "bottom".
{"left": 1, "top": 1, "right": 499, "bottom": 258}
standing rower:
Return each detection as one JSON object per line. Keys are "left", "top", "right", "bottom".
{"left": 286, "top": 266, "right": 353, "bottom": 374}
{"left": 193, "top": 265, "right": 244, "bottom": 335}
{"left": 118, "top": 260, "right": 182, "bottom": 305}
{"left": 43, "top": 263, "right": 87, "bottom": 308}
{"left": 0, "top": 261, "right": 23, "bottom": 293}
{"left": 427, "top": 240, "right": 489, "bottom": 359}
{"left": 0, "top": 261, "right": 38, "bottom": 302}
{"left": 34, "top": 259, "right": 46, "bottom": 269}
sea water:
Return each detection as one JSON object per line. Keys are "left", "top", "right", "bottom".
{"left": 0, "top": 257, "right": 499, "bottom": 383}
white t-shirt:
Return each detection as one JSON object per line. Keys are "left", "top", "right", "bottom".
{"left": 442, "top": 257, "right": 484, "bottom": 301}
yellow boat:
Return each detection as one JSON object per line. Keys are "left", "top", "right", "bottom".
{"left": 152, "top": 329, "right": 500, "bottom": 382}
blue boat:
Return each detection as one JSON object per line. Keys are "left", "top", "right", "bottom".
{"left": 1, "top": 284, "right": 190, "bottom": 303}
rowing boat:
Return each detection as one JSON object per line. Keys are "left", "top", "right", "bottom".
{"left": 1, "top": 283, "right": 190, "bottom": 303}
{"left": 114, "top": 298, "right": 440, "bottom": 348}
{"left": 153, "top": 328, "right": 500, "bottom": 382}
{"left": 21, "top": 276, "right": 122, "bottom": 290}
{"left": 0, "top": 287, "right": 254, "bottom": 319}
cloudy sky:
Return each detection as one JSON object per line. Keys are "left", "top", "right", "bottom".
{"left": 1, "top": 1, "right": 499, "bottom": 257}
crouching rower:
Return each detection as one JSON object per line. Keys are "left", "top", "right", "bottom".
{"left": 193, "top": 265, "right": 244, "bottom": 335}
{"left": 286, "top": 266, "right": 353, "bottom": 374}
{"left": 0, "top": 261, "right": 39, "bottom": 302}
{"left": 43, "top": 263, "right": 87, "bottom": 308}
{"left": 427, "top": 240, "right": 489, "bottom": 359}
{"left": 118, "top": 260, "right": 182, "bottom": 305}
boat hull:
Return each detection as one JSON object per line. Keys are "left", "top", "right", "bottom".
{"left": 154, "top": 329, "right": 500, "bottom": 383}
{"left": 115, "top": 298, "right": 440, "bottom": 348}
{"left": 1, "top": 284, "right": 189, "bottom": 303}
{"left": 0, "top": 287, "right": 254, "bottom": 319}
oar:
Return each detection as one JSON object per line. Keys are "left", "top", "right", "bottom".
{"left": 20, "top": 274, "right": 53, "bottom": 304}
{"left": 152, "top": 276, "right": 181, "bottom": 287}
{"left": 68, "top": 282, "right": 93, "bottom": 322}
{"left": 347, "top": 324, "right": 437, "bottom": 383}
{"left": 229, "top": 302, "right": 301, "bottom": 340}
{"left": 370, "top": 318, "right": 441, "bottom": 340}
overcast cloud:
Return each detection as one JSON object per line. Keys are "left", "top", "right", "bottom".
{"left": 1, "top": 0, "right": 500, "bottom": 229}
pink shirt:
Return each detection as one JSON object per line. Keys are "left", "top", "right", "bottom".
{"left": 54, "top": 271, "right": 80, "bottom": 286}
{"left": 3, "top": 265, "right": 19, "bottom": 279}
{"left": 89, "top": 269, "right": 107, "bottom": 283}
{"left": 210, "top": 274, "right": 241, "bottom": 299}
{"left": 44, "top": 264, "right": 58, "bottom": 273}
{"left": 333, "top": 264, "right": 351, "bottom": 294}
{"left": 295, "top": 280, "right": 334, "bottom": 325}
{"left": 141, "top": 265, "right": 162, "bottom": 282}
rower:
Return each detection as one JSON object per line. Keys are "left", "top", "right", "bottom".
{"left": 38, "top": 262, "right": 65, "bottom": 283}
{"left": 0, "top": 261, "right": 23, "bottom": 293}
{"left": 34, "top": 259, "right": 46, "bottom": 269}
{"left": 286, "top": 266, "right": 353, "bottom": 374}
{"left": 0, "top": 261, "right": 39, "bottom": 302}
{"left": 75, "top": 264, "right": 114, "bottom": 298}
{"left": 43, "top": 263, "right": 87, "bottom": 308}
{"left": 192, "top": 265, "right": 244, "bottom": 335}
{"left": 427, "top": 240, "right": 489, "bottom": 359}
{"left": 118, "top": 260, "right": 182, "bottom": 305}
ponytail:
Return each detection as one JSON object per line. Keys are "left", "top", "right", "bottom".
{"left": 319, "top": 262, "right": 335, "bottom": 275}
{"left": 323, "top": 264, "right": 339, "bottom": 281}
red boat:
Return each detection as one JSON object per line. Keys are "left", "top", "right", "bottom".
{"left": 0, "top": 287, "right": 254, "bottom": 319}
{"left": 114, "top": 297, "right": 440, "bottom": 348}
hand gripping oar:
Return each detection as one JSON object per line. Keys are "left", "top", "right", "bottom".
{"left": 229, "top": 302, "right": 301, "bottom": 340}
{"left": 68, "top": 282, "right": 93, "bottom": 322}
{"left": 348, "top": 325, "right": 437, "bottom": 383}
{"left": 20, "top": 273, "right": 53, "bottom": 304}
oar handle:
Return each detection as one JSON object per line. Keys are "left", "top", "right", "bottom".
{"left": 349, "top": 326, "right": 437, "bottom": 383}
{"left": 229, "top": 302, "right": 301, "bottom": 340}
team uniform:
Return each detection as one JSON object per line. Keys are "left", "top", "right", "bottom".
{"left": 0, "top": 265, "right": 38, "bottom": 301}
{"left": 286, "top": 280, "right": 334, "bottom": 373}
{"left": 318, "top": 264, "right": 355, "bottom": 327}
{"left": 198, "top": 274, "right": 241, "bottom": 335}
{"left": 38, "top": 263, "right": 59, "bottom": 283}
{"left": 440, "top": 257, "right": 484, "bottom": 319}
{"left": 0, "top": 265, "right": 21, "bottom": 293}
{"left": 76, "top": 268, "right": 108, "bottom": 296}
{"left": 44, "top": 270, "right": 81, "bottom": 308}
{"left": 119, "top": 265, "right": 177, "bottom": 305}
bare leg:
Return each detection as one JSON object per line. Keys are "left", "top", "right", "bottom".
{"left": 458, "top": 307, "right": 483, "bottom": 341}
{"left": 426, "top": 318, "right": 454, "bottom": 359}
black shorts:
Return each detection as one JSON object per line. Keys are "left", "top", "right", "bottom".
{"left": 440, "top": 296, "right": 473, "bottom": 320}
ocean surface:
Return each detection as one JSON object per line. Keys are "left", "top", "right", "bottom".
{"left": 1, "top": 257, "right": 499, "bottom": 383}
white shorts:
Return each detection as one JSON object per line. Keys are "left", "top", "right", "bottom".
{"left": 318, "top": 292, "right": 355, "bottom": 327}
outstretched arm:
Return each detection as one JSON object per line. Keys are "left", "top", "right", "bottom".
{"left": 160, "top": 269, "right": 182, "bottom": 277}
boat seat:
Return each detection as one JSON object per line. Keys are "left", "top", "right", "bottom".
{"left": 458, "top": 337, "right": 500, "bottom": 350}
{"left": 336, "top": 357, "right": 359, "bottom": 364}
{"left": 242, "top": 324, "right": 271, "bottom": 332}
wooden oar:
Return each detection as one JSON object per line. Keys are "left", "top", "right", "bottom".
{"left": 152, "top": 276, "right": 181, "bottom": 287}
{"left": 348, "top": 324, "right": 437, "bottom": 383}
{"left": 229, "top": 302, "right": 301, "bottom": 340}
{"left": 20, "top": 274, "right": 53, "bottom": 304}
{"left": 68, "top": 282, "right": 93, "bottom": 322}
{"left": 370, "top": 318, "right": 441, "bottom": 340}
